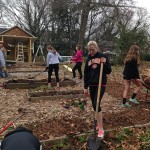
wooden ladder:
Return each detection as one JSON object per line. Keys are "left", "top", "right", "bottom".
{"left": 17, "top": 42, "right": 24, "bottom": 62}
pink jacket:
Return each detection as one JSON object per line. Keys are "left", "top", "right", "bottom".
{"left": 72, "top": 50, "right": 83, "bottom": 62}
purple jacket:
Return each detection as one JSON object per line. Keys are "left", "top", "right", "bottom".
{"left": 72, "top": 50, "right": 83, "bottom": 62}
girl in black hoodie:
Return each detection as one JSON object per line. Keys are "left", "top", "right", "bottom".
{"left": 84, "top": 41, "right": 111, "bottom": 138}
{"left": 122, "top": 45, "right": 142, "bottom": 108}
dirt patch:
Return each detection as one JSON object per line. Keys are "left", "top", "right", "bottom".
{"left": 22, "top": 102, "right": 149, "bottom": 141}
{"left": 106, "top": 80, "right": 148, "bottom": 101}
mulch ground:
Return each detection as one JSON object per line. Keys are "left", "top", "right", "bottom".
{"left": 23, "top": 79, "right": 150, "bottom": 141}
{"left": 0, "top": 63, "right": 150, "bottom": 150}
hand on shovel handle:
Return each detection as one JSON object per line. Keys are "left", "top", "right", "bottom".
{"left": 100, "top": 58, "right": 106, "bottom": 63}
{"left": 84, "top": 89, "right": 89, "bottom": 95}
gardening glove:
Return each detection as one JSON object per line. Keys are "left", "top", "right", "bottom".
{"left": 84, "top": 89, "right": 89, "bottom": 95}
{"left": 100, "top": 57, "right": 106, "bottom": 63}
{"left": 2, "top": 67, "right": 6, "bottom": 72}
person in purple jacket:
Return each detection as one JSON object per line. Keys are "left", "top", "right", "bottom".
{"left": 71, "top": 45, "right": 83, "bottom": 82}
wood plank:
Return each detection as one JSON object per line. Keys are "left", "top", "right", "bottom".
{"left": 28, "top": 94, "right": 85, "bottom": 101}
{"left": 4, "top": 81, "right": 76, "bottom": 89}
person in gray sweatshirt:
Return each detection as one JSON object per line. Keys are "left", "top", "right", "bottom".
{"left": 0, "top": 41, "right": 8, "bottom": 78}
{"left": 46, "top": 45, "right": 61, "bottom": 89}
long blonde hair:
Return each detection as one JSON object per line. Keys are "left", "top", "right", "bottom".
{"left": 124, "top": 45, "right": 141, "bottom": 64}
{"left": 47, "top": 45, "right": 56, "bottom": 53}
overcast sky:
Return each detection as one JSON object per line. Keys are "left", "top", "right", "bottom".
{"left": 136, "top": 0, "right": 150, "bottom": 13}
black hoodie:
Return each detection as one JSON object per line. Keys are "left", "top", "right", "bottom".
{"left": 84, "top": 52, "right": 111, "bottom": 89}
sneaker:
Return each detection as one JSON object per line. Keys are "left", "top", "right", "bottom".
{"left": 72, "top": 78, "right": 76, "bottom": 82}
{"left": 55, "top": 87, "right": 60, "bottom": 90}
{"left": 129, "top": 98, "right": 139, "bottom": 104}
{"left": 76, "top": 79, "right": 81, "bottom": 84}
{"left": 0, "top": 84, "right": 3, "bottom": 87}
{"left": 121, "top": 102, "right": 132, "bottom": 108}
{"left": 98, "top": 129, "right": 104, "bottom": 138}
{"left": 47, "top": 85, "right": 53, "bottom": 90}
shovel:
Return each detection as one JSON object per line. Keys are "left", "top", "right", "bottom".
{"left": 87, "top": 62, "right": 104, "bottom": 150}
{"left": 0, "top": 113, "right": 24, "bottom": 135}
{"left": 28, "top": 69, "right": 46, "bottom": 79}
{"left": 63, "top": 61, "right": 72, "bottom": 80}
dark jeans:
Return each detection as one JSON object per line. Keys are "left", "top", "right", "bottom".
{"left": 0, "top": 64, "right": 9, "bottom": 78}
{"left": 89, "top": 86, "right": 106, "bottom": 112}
{"left": 48, "top": 64, "right": 59, "bottom": 83}
{"left": 72, "top": 62, "right": 82, "bottom": 79}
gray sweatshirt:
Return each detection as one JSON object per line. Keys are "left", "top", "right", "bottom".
{"left": 47, "top": 51, "right": 61, "bottom": 65}
{"left": 0, "top": 49, "right": 6, "bottom": 67}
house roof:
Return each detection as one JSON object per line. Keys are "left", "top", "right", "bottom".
{"left": 0, "top": 26, "right": 37, "bottom": 45}
{"left": 0, "top": 28, "right": 7, "bottom": 33}
{"left": 0, "top": 25, "right": 36, "bottom": 37}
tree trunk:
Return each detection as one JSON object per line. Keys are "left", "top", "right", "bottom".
{"left": 78, "top": 0, "right": 91, "bottom": 49}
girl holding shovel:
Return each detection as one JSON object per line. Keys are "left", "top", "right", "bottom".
{"left": 84, "top": 41, "right": 111, "bottom": 138}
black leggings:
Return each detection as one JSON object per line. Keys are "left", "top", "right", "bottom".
{"left": 48, "top": 64, "right": 59, "bottom": 83}
{"left": 72, "top": 62, "right": 82, "bottom": 79}
{"left": 89, "top": 86, "right": 106, "bottom": 112}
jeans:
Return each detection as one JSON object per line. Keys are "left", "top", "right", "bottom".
{"left": 0, "top": 64, "right": 9, "bottom": 78}
{"left": 0, "top": 64, "right": 3, "bottom": 77}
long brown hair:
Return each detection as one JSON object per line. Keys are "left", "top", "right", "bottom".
{"left": 76, "top": 45, "right": 81, "bottom": 50}
{"left": 124, "top": 45, "right": 141, "bottom": 64}
{"left": 47, "top": 45, "right": 56, "bottom": 53}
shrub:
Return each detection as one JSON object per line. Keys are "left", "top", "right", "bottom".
{"left": 110, "top": 56, "right": 124, "bottom": 65}
{"left": 141, "top": 53, "right": 150, "bottom": 61}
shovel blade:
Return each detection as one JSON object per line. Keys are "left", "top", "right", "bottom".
{"left": 86, "top": 136, "right": 102, "bottom": 150}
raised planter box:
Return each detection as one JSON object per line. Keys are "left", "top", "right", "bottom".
{"left": 3, "top": 79, "right": 76, "bottom": 89}
{"left": 27, "top": 90, "right": 84, "bottom": 101}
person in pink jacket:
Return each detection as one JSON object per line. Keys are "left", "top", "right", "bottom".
{"left": 71, "top": 45, "right": 83, "bottom": 81}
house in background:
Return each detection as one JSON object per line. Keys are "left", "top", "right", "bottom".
{"left": 0, "top": 26, "right": 37, "bottom": 63}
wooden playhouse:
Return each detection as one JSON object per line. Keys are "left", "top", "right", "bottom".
{"left": 0, "top": 26, "right": 37, "bottom": 63}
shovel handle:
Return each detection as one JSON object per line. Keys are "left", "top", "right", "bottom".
{"left": 95, "top": 62, "right": 104, "bottom": 119}
{"left": 0, "top": 121, "right": 13, "bottom": 134}
{"left": 30, "top": 69, "right": 46, "bottom": 79}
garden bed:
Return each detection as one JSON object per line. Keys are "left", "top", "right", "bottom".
{"left": 3, "top": 79, "right": 76, "bottom": 89}
{"left": 28, "top": 89, "right": 85, "bottom": 101}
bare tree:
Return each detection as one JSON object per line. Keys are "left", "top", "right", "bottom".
{"left": 1, "top": 0, "right": 150, "bottom": 54}
{"left": 2, "top": 0, "right": 52, "bottom": 38}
